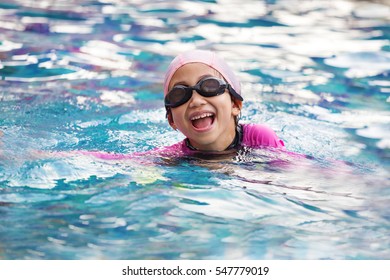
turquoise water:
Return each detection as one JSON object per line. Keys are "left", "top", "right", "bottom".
{"left": 0, "top": 0, "right": 389, "bottom": 259}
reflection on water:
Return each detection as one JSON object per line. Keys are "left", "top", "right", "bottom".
{"left": 0, "top": 0, "right": 389, "bottom": 259}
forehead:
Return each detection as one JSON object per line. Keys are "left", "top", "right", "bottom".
{"left": 169, "top": 63, "right": 223, "bottom": 88}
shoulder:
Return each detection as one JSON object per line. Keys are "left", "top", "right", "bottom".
{"left": 150, "top": 139, "right": 191, "bottom": 157}
{"left": 241, "top": 123, "right": 285, "bottom": 149}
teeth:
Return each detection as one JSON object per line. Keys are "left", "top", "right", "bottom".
{"left": 190, "top": 113, "right": 213, "bottom": 121}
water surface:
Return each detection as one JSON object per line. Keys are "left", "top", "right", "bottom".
{"left": 0, "top": 0, "right": 389, "bottom": 259}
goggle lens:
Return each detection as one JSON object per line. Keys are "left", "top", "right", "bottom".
{"left": 165, "top": 77, "right": 227, "bottom": 108}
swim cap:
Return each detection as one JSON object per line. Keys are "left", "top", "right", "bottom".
{"left": 163, "top": 50, "right": 242, "bottom": 100}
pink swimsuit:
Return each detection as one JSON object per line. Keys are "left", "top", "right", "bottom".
{"left": 72, "top": 123, "right": 284, "bottom": 160}
{"left": 150, "top": 123, "right": 285, "bottom": 157}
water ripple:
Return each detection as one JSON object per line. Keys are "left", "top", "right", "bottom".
{"left": 1, "top": 0, "right": 389, "bottom": 260}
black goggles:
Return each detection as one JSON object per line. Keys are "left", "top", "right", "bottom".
{"left": 164, "top": 77, "right": 243, "bottom": 108}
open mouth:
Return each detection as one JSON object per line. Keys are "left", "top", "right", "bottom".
{"left": 190, "top": 112, "right": 215, "bottom": 130}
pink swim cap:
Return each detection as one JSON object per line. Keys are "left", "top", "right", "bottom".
{"left": 163, "top": 50, "right": 242, "bottom": 99}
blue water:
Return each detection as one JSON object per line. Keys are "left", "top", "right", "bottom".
{"left": 0, "top": 0, "right": 389, "bottom": 259}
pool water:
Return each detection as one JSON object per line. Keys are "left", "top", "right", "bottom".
{"left": 0, "top": 0, "right": 389, "bottom": 259}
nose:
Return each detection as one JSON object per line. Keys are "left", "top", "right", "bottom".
{"left": 188, "top": 90, "right": 207, "bottom": 108}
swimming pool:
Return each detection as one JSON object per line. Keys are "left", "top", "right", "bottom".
{"left": 0, "top": 0, "right": 389, "bottom": 259}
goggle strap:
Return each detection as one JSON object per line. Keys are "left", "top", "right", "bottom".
{"left": 228, "top": 85, "right": 243, "bottom": 101}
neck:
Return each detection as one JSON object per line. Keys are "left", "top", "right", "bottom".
{"left": 186, "top": 124, "right": 242, "bottom": 152}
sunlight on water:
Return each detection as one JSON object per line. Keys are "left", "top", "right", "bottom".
{"left": 0, "top": 0, "right": 389, "bottom": 260}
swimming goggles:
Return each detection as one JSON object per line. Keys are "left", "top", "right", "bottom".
{"left": 164, "top": 77, "right": 243, "bottom": 108}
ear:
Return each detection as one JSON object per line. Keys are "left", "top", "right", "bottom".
{"left": 231, "top": 101, "right": 241, "bottom": 117}
{"left": 167, "top": 110, "right": 178, "bottom": 130}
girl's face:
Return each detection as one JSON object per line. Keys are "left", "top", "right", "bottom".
{"left": 168, "top": 63, "right": 240, "bottom": 151}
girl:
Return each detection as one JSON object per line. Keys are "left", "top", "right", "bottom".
{"left": 155, "top": 49, "right": 285, "bottom": 157}
{"left": 32, "top": 49, "right": 285, "bottom": 161}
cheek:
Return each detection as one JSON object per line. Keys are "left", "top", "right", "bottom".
{"left": 218, "top": 95, "right": 236, "bottom": 113}
{"left": 171, "top": 108, "right": 186, "bottom": 126}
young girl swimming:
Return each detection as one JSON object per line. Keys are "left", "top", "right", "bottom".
{"left": 22, "top": 49, "right": 285, "bottom": 161}
{"left": 154, "top": 49, "right": 285, "bottom": 157}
